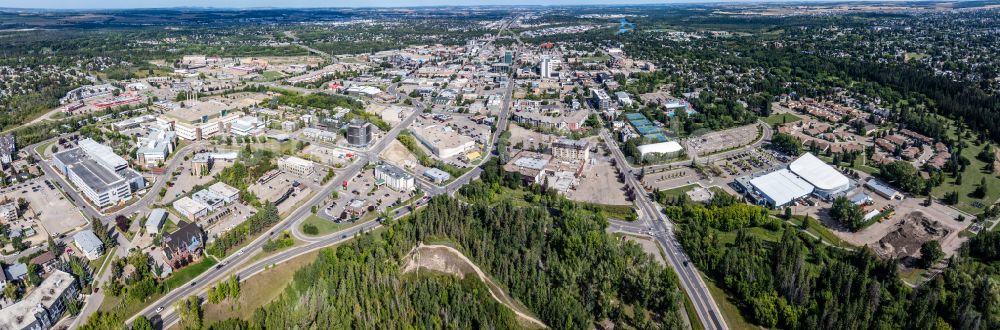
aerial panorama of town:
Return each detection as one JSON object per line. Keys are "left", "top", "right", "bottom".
{"left": 1, "top": 1, "right": 1000, "bottom": 329}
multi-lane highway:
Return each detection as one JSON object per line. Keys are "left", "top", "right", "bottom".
{"left": 600, "top": 129, "right": 728, "bottom": 330}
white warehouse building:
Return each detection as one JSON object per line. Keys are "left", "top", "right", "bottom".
{"left": 53, "top": 139, "right": 145, "bottom": 208}
{"left": 788, "top": 153, "right": 851, "bottom": 199}
{"left": 745, "top": 152, "right": 851, "bottom": 207}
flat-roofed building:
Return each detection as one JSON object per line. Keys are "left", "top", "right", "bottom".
{"left": 208, "top": 182, "right": 240, "bottom": 203}
{"left": 591, "top": 89, "right": 612, "bottom": 110}
{"left": 192, "top": 189, "right": 225, "bottom": 211}
{"left": 748, "top": 169, "right": 815, "bottom": 208}
{"left": 173, "top": 196, "right": 209, "bottom": 221}
{"left": 0, "top": 270, "right": 78, "bottom": 330}
{"left": 375, "top": 164, "right": 415, "bottom": 192}
{"left": 230, "top": 116, "right": 264, "bottom": 136}
{"left": 156, "top": 99, "right": 247, "bottom": 140}
{"left": 347, "top": 120, "right": 373, "bottom": 147}
{"left": 423, "top": 168, "right": 451, "bottom": 183}
{"left": 788, "top": 153, "right": 850, "bottom": 199}
{"left": 52, "top": 139, "right": 145, "bottom": 208}
{"left": 410, "top": 124, "right": 476, "bottom": 159}
{"left": 278, "top": 156, "right": 315, "bottom": 177}
{"left": 551, "top": 138, "right": 590, "bottom": 162}
{"left": 136, "top": 128, "right": 176, "bottom": 166}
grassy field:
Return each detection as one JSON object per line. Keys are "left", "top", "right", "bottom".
{"left": 930, "top": 130, "right": 1000, "bottom": 214}
{"left": 260, "top": 71, "right": 285, "bottom": 81}
{"left": 203, "top": 250, "right": 321, "bottom": 324}
{"left": 657, "top": 184, "right": 700, "bottom": 199}
{"left": 700, "top": 274, "right": 757, "bottom": 330}
{"left": 762, "top": 113, "right": 801, "bottom": 126}
{"left": 300, "top": 214, "right": 353, "bottom": 237}
{"left": 785, "top": 215, "right": 855, "bottom": 249}
{"left": 162, "top": 257, "right": 218, "bottom": 290}
{"left": 904, "top": 52, "right": 930, "bottom": 62}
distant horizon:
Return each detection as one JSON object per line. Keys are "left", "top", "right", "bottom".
{"left": 0, "top": 0, "right": 902, "bottom": 10}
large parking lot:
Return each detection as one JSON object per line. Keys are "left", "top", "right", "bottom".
{"left": 322, "top": 170, "right": 416, "bottom": 221}
{"left": 688, "top": 123, "right": 761, "bottom": 157}
{"left": 162, "top": 161, "right": 233, "bottom": 204}
{"left": 0, "top": 178, "right": 88, "bottom": 238}
{"left": 713, "top": 148, "right": 782, "bottom": 178}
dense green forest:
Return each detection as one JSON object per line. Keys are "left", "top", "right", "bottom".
{"left": 667, "top": 195, "right": 1000, "bottom": 329}
{"left": 204, "top": 160, "right": 685, "bottom": 329}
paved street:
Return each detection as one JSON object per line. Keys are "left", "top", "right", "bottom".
{"left": 601, "top": 129, "right": 728, "bottom": 330}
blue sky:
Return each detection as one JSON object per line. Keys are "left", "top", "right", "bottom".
{"left": 0, "top": 0, "right": 703, "bottom": 9}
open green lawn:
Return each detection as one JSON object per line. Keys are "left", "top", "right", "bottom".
{"left": 162, "top": 257, "right": 218, "bottom": 290}
{"left": 904, "top": 52, "right": 930, "bottom": 62}
{"left": 260, "top": 71, "right": 285, "bottom": 81}
{"left": 931, "top": 130, "right": 1000, "bottom": 214}
{"left": 762, "top": 113, "right": 801, "bottom": 126}
{"left": 657, "top": 184, "right": 700, "bottom": 199}
{"left": 300, "top": 214, "right": 353, "bottom": 237}
{"left": 701, "top": 274, "right": 757, "bottom": 330}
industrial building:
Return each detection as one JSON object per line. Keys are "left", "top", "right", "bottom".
{"left": 747, "top": 169, "right": 815, "bottom": 207}
{"left": 410, "top": 124, "right": 476, "bottom": 159}
{"left": 208, "top": 182, "right": 240, "bottom": 204}
{"left": 375, "top": 164, "right": 415, "bottom": 192}
{"left": 136, "top": 128, "right": 176, "bottom": 166}
{"left": 0, "top": 270, "right": 78, "bottom": 330}
{"left": 347, "top": 120, "right": 373, "bottom": 147}
{"left": 278, "top": 156, "right": 315, "bottom": 177}
{"left": 52, "top": 139, "right": 145, "bottom": 208}
{"left": 788, "top": 153, "right": 851, "bottom": 199}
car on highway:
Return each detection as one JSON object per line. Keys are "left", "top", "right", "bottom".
{"left": 156, "top": 306, "right": 164, "bottom": 313}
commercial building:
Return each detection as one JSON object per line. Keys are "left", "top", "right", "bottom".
{"left": 743, "top": 152, "right": 852, "bottom": 207}
{"left": 551, "top": 138, "right": 590, "bottom": 162}
{"left": 281, "top": 121, "right": 297, "bottom": 131}
{"left": 192, "top": 189, "right": 225, "bottom": 211}
{"left": 73, "top": 230, "right": 104, "bottom": 260}
{"left": 748, "top": 169, "right": 815, "bottom": 207}
{"left": 111, "top": 115, "right": 156, "bottom": 131}
{"left": 52, "top": 139, "right": 145, "bottom": 208}
{"left": 278, "top": 156, "right": 315, "bottom": 177}
{"left": 423, "top": 168, "right": 451, "bottom": 183}
{"left": 375, "top": 164, "right": 415, "bottom": 192}
{"left": 136, "top": 128, "right": 176, "bottom": 166}
{"left": 190, "top": 153, "right": 212, "bottom": 176}
{"left": 411, "top": 124, "right": 476, "bottom": 159}
{"left": 347, "top": 120, "right": 373, "bottom": 147}
{"left": 0, "top": 270, "right": 78, "bottom": 330}
{"left": 615, "top": 91, "right": 633, "bottom": 107}
{"left": 208, "top": 182, "right": 240, "bottom": 204}
{"left": 302, "top": 127, "right": 338, "bottom": 143}
{"left": 788, "top": 153, "right": 851, "bottom": 199}
{"left": 145, "top": 208, "right": 168, "bottom": 234}
{"left": 173, "top": 196, "right": 209, "bottom": 221}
